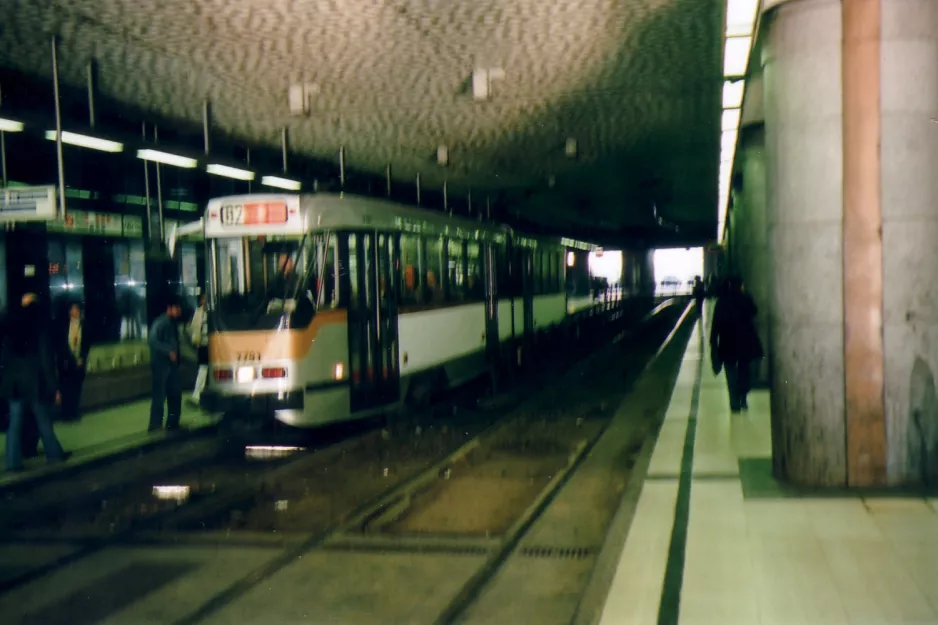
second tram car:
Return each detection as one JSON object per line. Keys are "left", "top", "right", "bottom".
{"left": 185, "top": 192, "right": 586, "bottom": 430}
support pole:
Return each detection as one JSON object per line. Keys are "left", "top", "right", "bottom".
{"left": 386, "top": 164, "right": 392, "bottom": 197}
{"left": 51, "top": 36, "right": 67, "bottom": 217}
{"left": 154, "top": 126, "right": 164, "bottom": 243}
{"left": 1, "top": 130, "right": 6, "bottom": 187}
{"left": 87, "top": 59, "right": 96, "bottom": 128}
{"left": 339, "top": 146, "right": 346, "bottom": 189}
{"left": 142, "top": 123, "right": 152, "bottom": 239}
{"left": 444, "top": 180, "right": 449, "bottom": 214}
{"left": 202, "top": 99, "right": 211, "bottom": 155}
{"left": 281, "top": 127, "right": 288, "bottom": 173}
{"left": 416, "top": 173, "right": 422, "bottom": 205}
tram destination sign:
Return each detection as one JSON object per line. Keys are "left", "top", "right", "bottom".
{"left": 0, "top": 186, "right": 57, "bottom": 222}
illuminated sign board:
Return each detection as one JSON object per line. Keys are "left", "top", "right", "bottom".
{"left": 0, "top": 186, "right": 57, "bottom": 222}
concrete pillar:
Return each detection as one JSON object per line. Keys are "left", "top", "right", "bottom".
{"left": 881, "top": 0, "right": 938, "bottom": 485}
{"left": 732, "top": 125, "right": 771, "bottom": 387}
{"left": 763, "top": 0, "right": 848, "bottom": 487}
{"left": 764, "top": 0, "right": 938, "bottom": 488}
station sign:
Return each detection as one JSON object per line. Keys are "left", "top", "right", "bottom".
{"left": 46, "top": 208, "right": 143, "bottom": 239}
{"left": 0, "top": 186, "right": 57, "bottom": 222}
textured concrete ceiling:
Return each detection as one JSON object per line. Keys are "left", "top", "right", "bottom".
{"left": 0, "top": 0, "right": 724, "bottom": 245}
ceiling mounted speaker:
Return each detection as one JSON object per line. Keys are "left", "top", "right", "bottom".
{"left": 437, "top": 145, "right": 449, "bottom": 166}
{"left": 288, "top": 83, "right": 320, "bottom": 116}
{"left": 472, "top": 67, "right": 505, "bottom": 101}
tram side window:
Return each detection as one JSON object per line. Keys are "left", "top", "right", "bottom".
{"left": 400, "top": 234, "right": 421, "bottom": 306}
{"left": 532, "top": 249, "right": 544, "bottom": 296}
{"left": 348, "top": 233, "right": 359, "bottom": 309}
{"left": 466, "top": 242, "right": 484, "bottom": 301}
{"left": 495, "top": 242, "right": 511, "bottom": 298}
{"left": 424, "top": 236, "right": 444, "bottom": 305}
{"left": 306, "top": 234, "right": 339, "bottom": 310}
{"left": 446, "top": 239, "right": 466, "bottom": 301}
{"left": 556, "top": 250, "right": 565, "bottom": 293}
{"left": 544, "top": 249, "right": 556, "bottom": 294}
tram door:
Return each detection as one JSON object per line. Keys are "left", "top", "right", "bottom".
{"left": 347, "top": 231, "right": 400, "bottom": 413}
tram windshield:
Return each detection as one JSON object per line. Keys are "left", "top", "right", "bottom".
{"left": 210, "top": 232, "right": 338, "bottom": 331}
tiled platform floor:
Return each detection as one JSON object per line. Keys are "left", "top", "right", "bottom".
{"left": 0, "top": 397, "right": 218, "bottom": 485}
{"left": 599, "top": 319, "right": 938, "bottom": 625}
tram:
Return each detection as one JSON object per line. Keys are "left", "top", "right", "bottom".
{"left": 172, "top": 192, "right": 585, "bottom": 431}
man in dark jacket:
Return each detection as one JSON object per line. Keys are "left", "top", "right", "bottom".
{"left": 710, "top": 276, "right": 763, "bottom": 413}
{"left": 148, "top": 298, "right": 183, "bottom": 432}
{"left": 692, "top": 276, "right": 706, "bottom": 311}
{"left": 2, "top": 293, "right": 69, "bottom": 471}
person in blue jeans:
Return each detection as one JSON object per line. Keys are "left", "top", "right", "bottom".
{"left": 148, "top": 298, "right": 183, "bottom": 433}
{"left": 2, "top": 293, "right": 70, "bottom": 472}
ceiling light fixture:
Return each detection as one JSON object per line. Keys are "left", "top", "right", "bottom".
{"left": 206, "top": 163, "right": 255, "bottom": 181}
{"left": 137, "top": 149, "right": 198, "bottom": 168}
{"left": 726, "top": 0, "right": 759, "bottom": 37}
{"left": 261, "top": 175, "right": 301, "bottom": 191}
{"left": 45, "top": 130, "right": 123, "bottom": 153}
{"left": 722, "top": 81, "right": 745, "bottom": 109}
{"left": 722, "top": 108, "right": 741, "bottom": 132}
{"left": 0, "top": 118, "right": 24, "bottom": 132}
{"left": 723, "top": 36, "right": 752, "bottom": 78}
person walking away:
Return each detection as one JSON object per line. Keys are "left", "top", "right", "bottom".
{"left": 187, "top": 294, "right": 209, "bottom": 406}
{"left": 692, "top": 276, "right": 706, "bottom": 311}
{"left": 149, "top": 298, "right": 183, "bottom": 433}
{"left": 59, "top": 303, "right": 90, "bottom": 421}
{"left": 0, "top": 304, "right": 39, "bottom": 459}
{"left": 2, "top": 293, "right": 70, "bottom": 472}
{"left": 709, "top": 276, "right": 763, "bottom": 413}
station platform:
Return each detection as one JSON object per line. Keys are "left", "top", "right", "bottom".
{"left": 596, "top": 319, "right": 938, "bottom": 625}
{"left": 0, "top": 398, "right": 218, "bottom": 487}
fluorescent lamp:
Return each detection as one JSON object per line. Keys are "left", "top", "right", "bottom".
{"left": 726, "top": 0, "right": 759, "bottom": 37}
{"left": 724, "top": 36, "right": 752, "bottom": 77}
{"left": 722, "top": 108, "right": 741, "bottom": 132}
{"left": 0, "top": 118, "right": 24, "bottom": 132}
{"left": 261, "top": 175, "right": 302, "bottom": 191}
{"left": 137, "top": 149, "right": 198, "bottom": 168}
{"left": 721, "top": 129, "right": 738, "bottom": 153}
{"left": 45, "top": 130, "right": 123, "bottom": 153}
{"left": 721, "top": 145, "right": 736, "bottom": 164}
{"left": 206, "top": 163, "right": 255, "bottom": 181}
{"left": 723, "top": 80, "right": 745, "bottom": 109}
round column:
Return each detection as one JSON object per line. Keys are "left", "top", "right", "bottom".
{"left": 880, "top": 0, "right": 938, "bottom": 485}
{"left": 763, "top": 0, "right": 847, "bottom": 486}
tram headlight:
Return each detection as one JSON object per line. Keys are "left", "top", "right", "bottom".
{"left": 236, "top": 366, "right": 256, "bottom": 384}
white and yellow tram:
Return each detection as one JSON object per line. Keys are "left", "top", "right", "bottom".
{"left": 177, "top": 192, "right": 591, "bottom": 430}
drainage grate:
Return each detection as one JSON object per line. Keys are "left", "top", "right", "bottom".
{"left": 519, "top": 545, "right": 595, "bottom": 560}
{"left": 322, "top": 542, "right": 491, "bottom": 557}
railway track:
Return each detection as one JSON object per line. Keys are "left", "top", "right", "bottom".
{"left": 0, "top": 300, "right": 681, "bottom": 609}
{"left": 162, "top": 300, "right": 692, "bottom": 625}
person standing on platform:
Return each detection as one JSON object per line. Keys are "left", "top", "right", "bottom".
{"left": 148, "top": 298, "right": 183, "bottom": 433}
{"left": 709, "top": 276, "right": 763, "bottom": 413}
{"left": 2, "top": 293, "right": 70, "bottom": 472}
{"left": 187, "top": 294, "right": 209, "bottom": 406}
{"left": 59, "top": 303, "right": 90, "bottom": 421}
{"left": 692, "top": 275, "right": 706, "bottom": 311}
